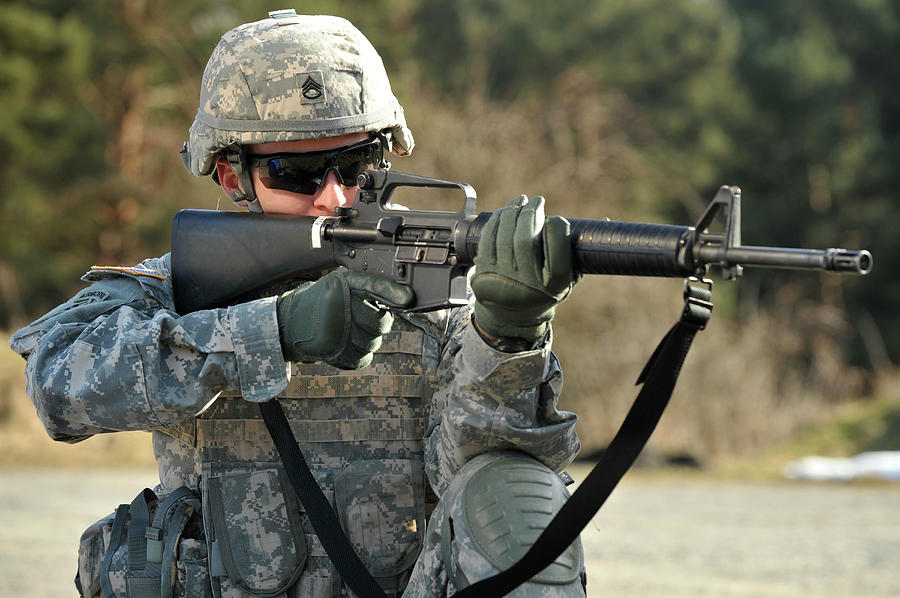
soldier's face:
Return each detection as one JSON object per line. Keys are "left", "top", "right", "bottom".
{"left": 247, "top": 132, "right": 370, "bottom": 216}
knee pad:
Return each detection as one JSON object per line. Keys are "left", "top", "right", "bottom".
{"left": 442, "top": 452, "right": 584, "bottom": 596}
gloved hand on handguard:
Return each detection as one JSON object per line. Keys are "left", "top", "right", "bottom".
{"left": 471, "top": 195, "right": 578, "bottom": 351}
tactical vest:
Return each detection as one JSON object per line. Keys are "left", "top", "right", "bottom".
{"left": 188, "top": 313, "right": 442, "bottom": 598}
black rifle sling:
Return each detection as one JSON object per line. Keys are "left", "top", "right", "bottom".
{"left": 454, "top": 279, "right": 713, "bottom": 597}
{"left": 262, "top": 279, "right": 712, "bottom": 598}
{"left": 259, "top": 399, "right": 390, "bottom": 598}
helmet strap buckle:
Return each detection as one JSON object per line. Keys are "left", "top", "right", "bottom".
{"left": 225, "top": 144, "right": 264, "bottom": 213}
{"left": 374, "top": 131, "right": 392, "bottom": 170}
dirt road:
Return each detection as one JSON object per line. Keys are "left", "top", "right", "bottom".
{"left": 1, "top": 468, "right": 898, "bottom": 597}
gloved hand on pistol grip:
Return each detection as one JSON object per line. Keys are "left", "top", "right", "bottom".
{"left": 471, "top": 195, "right": 578, "bottom": 348}
{"left": 276, "top": 267, "right": 415, "bottom": 369}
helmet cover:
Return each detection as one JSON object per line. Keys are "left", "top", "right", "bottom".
{"left": 183, "top": 11, "right": 414, "bottom": 177}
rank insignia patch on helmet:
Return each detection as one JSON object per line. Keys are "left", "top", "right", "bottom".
{"left": 299, "top": 70, "right": 326, "bottom": 104}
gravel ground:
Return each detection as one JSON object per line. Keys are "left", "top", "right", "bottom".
{"left": 1, "top": 468, "right": 898, "bottom": 597}
{"left": 581, "top": 475, "right": 900, "bottom": 597}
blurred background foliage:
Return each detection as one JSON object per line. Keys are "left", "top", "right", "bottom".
{"left": 1, "top": 0, "right": 897, "bottom": 460}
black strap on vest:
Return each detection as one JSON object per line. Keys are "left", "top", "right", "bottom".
{"left": 259, "top": 399, "right": 390, "bottom": 598}
{"left": 262, "top": 278, "right": 712, "bottom": 598}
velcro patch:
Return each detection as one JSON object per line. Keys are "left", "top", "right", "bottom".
{"left": 71, "top": 289, "right": 111, "bottom": 305}
{"left": 298, "top": 70, "right": 326, "bottom": 104}
{"left": 90, "top": 265, "right": 165, "bottom": 280}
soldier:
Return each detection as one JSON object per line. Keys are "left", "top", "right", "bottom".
{"left": 10, "top": 10, "right": 584, "bottom": 598}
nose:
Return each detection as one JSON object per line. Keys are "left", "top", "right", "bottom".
{"left": 312, "top": 170, "right": 351, "bottom": 214}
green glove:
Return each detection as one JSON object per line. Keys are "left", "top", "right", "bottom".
{"left": 276, "top": 267, "right": 414, "bottom": 369}
{"left": 471, "top": 195, "right": 577, "bottom": 348}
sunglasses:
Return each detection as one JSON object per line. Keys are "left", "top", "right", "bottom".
{"left": 247, "top": 137, "right": 383, "bottom": 196}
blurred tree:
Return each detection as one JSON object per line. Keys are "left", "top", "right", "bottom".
{"left": 0, "top": 0, "right": 226, "bottom": 325}
{"left": 0, "top": 3, "right": 104, "bottom": 322}
{"left": 721, "top": 0, "right": 899, "bottom": 369}
{"left": 1, "top": 0, "right": 895, "bottom": 378}
{"left": 409, "top": 0, "right": 751, "bottom": 211}
{"left": 403, "top": 0, "right": 897, "bottom": 368}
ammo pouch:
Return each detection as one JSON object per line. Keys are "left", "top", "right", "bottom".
{"left": 75, "top": 486, "right": 209, "bottom": 598}
{"left": 203, "top": 467, "right": 308, "bottom": 597}
{"left": 333, "top": 459, "right": 426, "bottom": 595}
{"left": 201, "top": 461, "right": 425, "bottom": 598}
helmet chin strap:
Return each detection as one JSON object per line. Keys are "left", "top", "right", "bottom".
{"left": 375, "top": 131, "right": 392, "bottom": 169}
{"left": 225, "top": 144, "right": 264, "bottom": 213}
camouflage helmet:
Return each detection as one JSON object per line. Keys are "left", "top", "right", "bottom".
{"left": 180, "top": 10, "right": 414, "bottom": 180}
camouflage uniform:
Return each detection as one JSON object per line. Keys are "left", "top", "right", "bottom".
{"left": 10, "top": 11, "right": 584, "bottom": 598}
{"left": 10, "top": 253, "right": 582, "bottom": 597}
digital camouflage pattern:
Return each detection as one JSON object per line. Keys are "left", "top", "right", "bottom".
{"left": 11, "top": 7, "right": 584, "bottom": 595}
{"left": 206, "top": 468, "right": 308, "bottom": 595}
{"left": 10, "top": 253, "right": 582, "bottom": 597}
{"left": 75, "top": 486, "right": 209, "bottom": 598}
{"left": 9, "top": 255, "right": 287, "bottom": 442}
{"left": 182, "top": 12, "right": 414, "bottom": 178}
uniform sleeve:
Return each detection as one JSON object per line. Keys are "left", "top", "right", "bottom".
{"left": 8, "top": 254, "right": 289, "bottom": 443}
{"left": 424, "top": 305, "right": 580, "bottom": 496}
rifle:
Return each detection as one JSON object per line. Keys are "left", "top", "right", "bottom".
{"left": 170, "top": 169, "right": 873, "bottom": 598}
{"left": 171, "top": 169, "right": 871, "bottom": 314}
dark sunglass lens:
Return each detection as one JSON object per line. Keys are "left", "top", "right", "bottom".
{"left": 266, "top": 158, "right": 285, "bottom": 177}
{"left": 262, "top": 175, "right": 320, "bottom": 195}
{"left": 337, "top": 161, "right": 371, "bottom": 183}
{"left": 263, "top": 155, "right": 328, "bottom": 193}
{"left": 269, "top": 156, "right": 328, "bottom": 178}
{"left": 335, "top": 147, "right": 376, "bottom": 182}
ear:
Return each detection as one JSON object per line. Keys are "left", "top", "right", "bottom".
{"left": 215, "top": 157, "right": 242, "bottom": 195}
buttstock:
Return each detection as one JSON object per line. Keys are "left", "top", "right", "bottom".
{"left": 171, "top": 210, "right": 336, "bottom": 313}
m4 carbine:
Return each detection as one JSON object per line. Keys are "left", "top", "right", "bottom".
{"left": 171, "top": 169, "right": 872, "bottom": 314}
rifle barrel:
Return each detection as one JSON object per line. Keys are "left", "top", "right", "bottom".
{"left": 697, "top": 245, "right": 872, "bottom": 274}
{"left": 461, "top": 213, "right": 872, "bottom": 277}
